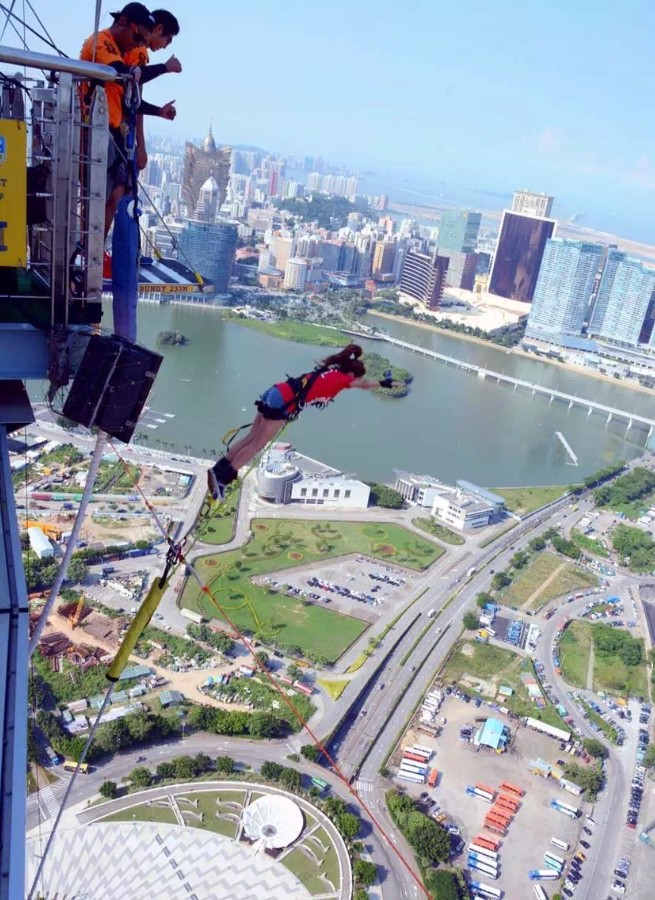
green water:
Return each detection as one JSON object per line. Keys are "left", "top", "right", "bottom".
{"left": 115, "top": 302, "right": 649, "bottom": 486}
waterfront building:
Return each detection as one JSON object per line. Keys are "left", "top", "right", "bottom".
{"left": 438, "top": 210, "right": 481, "bottom": 253}
{"left": 488, "top": 211, "right": 556, "bottom": 302}
{"left": 588, "top": 250, "right": 655, "bottom": 347}
{"left": 394, "top": 473, "right": 443, "bottom": 507}
{"left": 371, "top": 240, "right": 396, "bottom": 277}
{"left": 177, "top": 218, "right": 238, "bottom": 295}
{"left": 438, "top": 250, "right": 477, "bottom": 291}
{"left": 181, "top": 124, "right": 231, "bottom": 217}
{"left": 526, "top": 238, "right": 603, "bottom": 342}
{"left": 257, "top": 443, "right": 370, "bottom": 508}
{"left": 511, "top": 189, "right": 554, "bottom": 218}
{"left": 431, "top": 489, "right": 495, "bottom": 530}
{"left": 399, "top": 251, "right": 449, "bottom": 309}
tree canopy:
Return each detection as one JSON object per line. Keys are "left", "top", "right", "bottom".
{"left": 591, "top": 622, "right": 644, "bottom": 668}
{"left": 594, "top": 466, "right": 655, "bottom": 508}
{"left": 611, "top": 524, "right": 655, "bottom": 573}
{"left": 386, "top": 791, "right": 450, "bottom": 865}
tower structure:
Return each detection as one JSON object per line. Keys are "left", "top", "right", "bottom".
{"left": 182, "top": 123, "right": 231, "bottom": 217}
{"left": 488, "top": 211, "right": 556, "bottom": 302}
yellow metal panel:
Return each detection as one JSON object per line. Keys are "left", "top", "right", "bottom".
{"left": 0, "top": 119, "right": 27, "bottom": 267}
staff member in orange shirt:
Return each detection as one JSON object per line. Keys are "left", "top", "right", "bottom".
{"left": 80, "top": 3, "right": 176, "bottom": 237}
{"left": 124, "top": 9, "right": 182, "bottom": 173}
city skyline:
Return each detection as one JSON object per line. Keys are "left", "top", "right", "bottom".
{"left": 38, "top": 0, "right": 655, "bottom": 243}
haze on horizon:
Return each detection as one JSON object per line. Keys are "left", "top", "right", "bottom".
{"left": 31, "top": 0, "right": 655, "bottom": 242}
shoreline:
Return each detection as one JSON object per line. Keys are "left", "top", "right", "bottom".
{"left": 367, "top": 310, "right": 655, "bottom": 398}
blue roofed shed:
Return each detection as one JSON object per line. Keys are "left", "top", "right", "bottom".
{"left": 474, "top": 716, "right": 510, "bottom": 751}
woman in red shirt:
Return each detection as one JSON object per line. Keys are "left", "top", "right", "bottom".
{"left": 207, "top": 344, "right": 398, "bottom": 500}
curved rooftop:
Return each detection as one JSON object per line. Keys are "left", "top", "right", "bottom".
{"left": 203, "top": 124, "right": 217, "bottom": 152}
{"left": 26, "top": 821, "right": 311, "bottom": 900}
{"left": 242, "top": 794, "right": 304, "bottom": 849}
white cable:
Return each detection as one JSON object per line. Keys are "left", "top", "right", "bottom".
{"left": 28, "top": 432, "right": 107, "bottom": 657}
{"left": 27, "top": 687, "right": 115, "bottom": 899}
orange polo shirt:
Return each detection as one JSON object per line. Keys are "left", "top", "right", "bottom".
{"left": 80, "top": 28, "right": 125, "bottom": 128}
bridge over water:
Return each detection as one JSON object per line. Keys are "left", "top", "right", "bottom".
{"left": 380, "top": 335, "right": 655, "bottom": 448}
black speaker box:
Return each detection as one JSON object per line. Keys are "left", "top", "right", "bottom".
{"left": 63, "top": 334, "right": 163, "bottom": 443}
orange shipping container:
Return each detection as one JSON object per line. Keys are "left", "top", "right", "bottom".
{"left": 500, "top": 780, "right": 525, "bottom": 797}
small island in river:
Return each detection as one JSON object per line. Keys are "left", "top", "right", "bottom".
{"left": 157, "top": 330, "right": 189, "bottom": 346}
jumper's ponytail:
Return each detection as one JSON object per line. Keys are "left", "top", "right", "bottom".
{"left": 319, "top": 343, "right": 365, "bottom": 376}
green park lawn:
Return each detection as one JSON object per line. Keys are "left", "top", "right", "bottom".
{"left": 441, "top": 641, "right": 566, "bottom": 729}
{"left": 100, "top": 803, "right": 178, "bottom": 826}
{"left": 498, "top": 551, "right": 598, "bottom": 610}
{"left": 181, "top": 519, "right": 441, "bottom": 662}
{"left": 494, "top": 485, "right": 569, "bottom": 516}
{"left": 560, "top": 621, "right": 649, "bottom": 698}
{"left": 412, "top": 517, "right": 465, "bottom": 545}
{"left": 225, "top": 315, "right": 344, "bottom": 347}
{"left": 177, "top": 790, "right": 245, "bottom": 838}
{"left": 195, "top": 487, "right": 240, "bottom": 545}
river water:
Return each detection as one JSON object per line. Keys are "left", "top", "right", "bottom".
{"left": 117, "top": 303, "right": 650, "bottom": 487}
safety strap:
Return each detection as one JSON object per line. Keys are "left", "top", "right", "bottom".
{"left": 281, "top": 365, "right": 331, "bottom": 420}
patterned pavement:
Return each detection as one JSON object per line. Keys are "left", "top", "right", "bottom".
{"left": 26, "top": 821, "right": 312, "bottom": 899}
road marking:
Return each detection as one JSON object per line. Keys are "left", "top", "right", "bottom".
{"left": 355, "top": 778, "right": 374, "bottom": 794}
{"left": 38, "top": 785, "right": 60, "bottom": 820}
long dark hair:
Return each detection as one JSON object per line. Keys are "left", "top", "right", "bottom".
{"left": 320, "top": 343, "right": 365, "bottom": 377}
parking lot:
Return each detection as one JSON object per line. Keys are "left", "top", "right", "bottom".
{"left": 391, "top": 696, "right": 591, "bottom": 898}
{"left": 253, "top": 555, "right": 416, "bottom": 624}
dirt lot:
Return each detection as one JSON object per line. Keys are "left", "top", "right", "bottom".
{"left": 253, "top": 554, "right": 417, "bottom": 625}
{"left": 392, "top": 696, "right": 588, "bottom": 897}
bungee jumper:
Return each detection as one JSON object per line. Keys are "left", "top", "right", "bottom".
{"left": 207, "top": 343, "right": 401, "bottom": 501}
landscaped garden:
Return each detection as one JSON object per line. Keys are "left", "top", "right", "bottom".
{"left": 97, "top": 786, "right": 341, "bottom": 895}
{"left": 181, "top": 519, "right": 441, "bottom": 662}
{"left": 195, "top": 487, "right": 240, "bottom": 545}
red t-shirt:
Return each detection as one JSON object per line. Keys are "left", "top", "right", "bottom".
{"left": 276, "top": 369, "right": 355, "bottom": 411}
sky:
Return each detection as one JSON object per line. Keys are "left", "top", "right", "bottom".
{"left": 13, "top": 0, "right": 655, "bottom": 241}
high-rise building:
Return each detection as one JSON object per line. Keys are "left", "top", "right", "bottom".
{"left": 307, "top": 172, "right": 322, "bottom": 192}
{"left": 371, "top": 240, "right": 396, "bottom": 277}
{"left": 182, "top": 124, "right": 231, "bottom": 217}
{"left": 438, "top": 250, "right": 477, "bottom": 291}
{"left": 284, "top": 257, "right": 310, "bottom": 290}
{"left": 588, "top": 250, "right": 655, "bottom": 347}
{"left": 271, "top": 236, "right": 296, "bottom": 273}
{"left": 526, "top": 239, "right": 603, "bottom": 342}
{"left": 193, "top": 176, "right": 219, "bottom": 222}
{"left": 438, "top": 210, "right": 481, "bottom": 253}
{"left": 488, "top": 211, "right": 556, "bottom": 302}
{"left": 399, "top": 251, "right": 449, "bottom": 309}
{"left": 177, "top": 219, "right": 238, "bottom": 295}
{"left": 511, "top": 190, "right": 554, "bottom": 218}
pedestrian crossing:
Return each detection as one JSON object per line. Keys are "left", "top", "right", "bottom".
{"left": 38, "top": 785, "right": 60, "bottom": 820}
{"left": 355, "top": 778, "right": 374, "bottom": 794}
